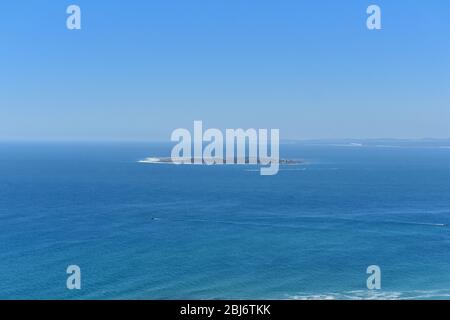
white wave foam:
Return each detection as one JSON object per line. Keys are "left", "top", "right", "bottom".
{"left": 288, "top": 289, "right": 450, "bottom": 300}
{"left": 244, "top": 168, "right": 307, "bottom": 172}
{"left": 330, "top": 143, "right": 363, "bottom": 147}
{"left": 138, "top": 157, "right": 162, "bottom": 163}
{"left": 375, "top": 145, "right": 450, "bottom": 149}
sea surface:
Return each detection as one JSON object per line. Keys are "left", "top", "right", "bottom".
{"left": 1, "top": 140, "right": 450, "bottom": 300}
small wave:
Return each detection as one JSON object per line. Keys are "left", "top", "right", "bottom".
{"left": 148, "top": 216, "right": 447, "bottom": 230}
{"left": 375, "top": 145, "right": 402, "bottom": 148}
{"left": 383, "top": 220, "right": 447, "bottom": 227}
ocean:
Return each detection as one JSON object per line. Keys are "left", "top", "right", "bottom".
{"left": 1, "top": 141, "right": 450, "bottom": 300}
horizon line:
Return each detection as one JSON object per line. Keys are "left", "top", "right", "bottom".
{"left": 2, "top": 137, "right": 450, "bottom": 144}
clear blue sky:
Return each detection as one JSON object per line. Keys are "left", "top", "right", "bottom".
{"left": 1, "top": 0, "right": 449, "bottom": 141}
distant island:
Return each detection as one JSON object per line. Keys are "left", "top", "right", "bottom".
{"left": 138, "top": 157, "right": 303, "bottom": 165}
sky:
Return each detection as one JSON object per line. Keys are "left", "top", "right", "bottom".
{"left": 1, "top": 0, "right": 449, "bottom": 141}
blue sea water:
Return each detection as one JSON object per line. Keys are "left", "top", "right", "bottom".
{"left": 1, "top": 141, "right": 450, "bottom": 300}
